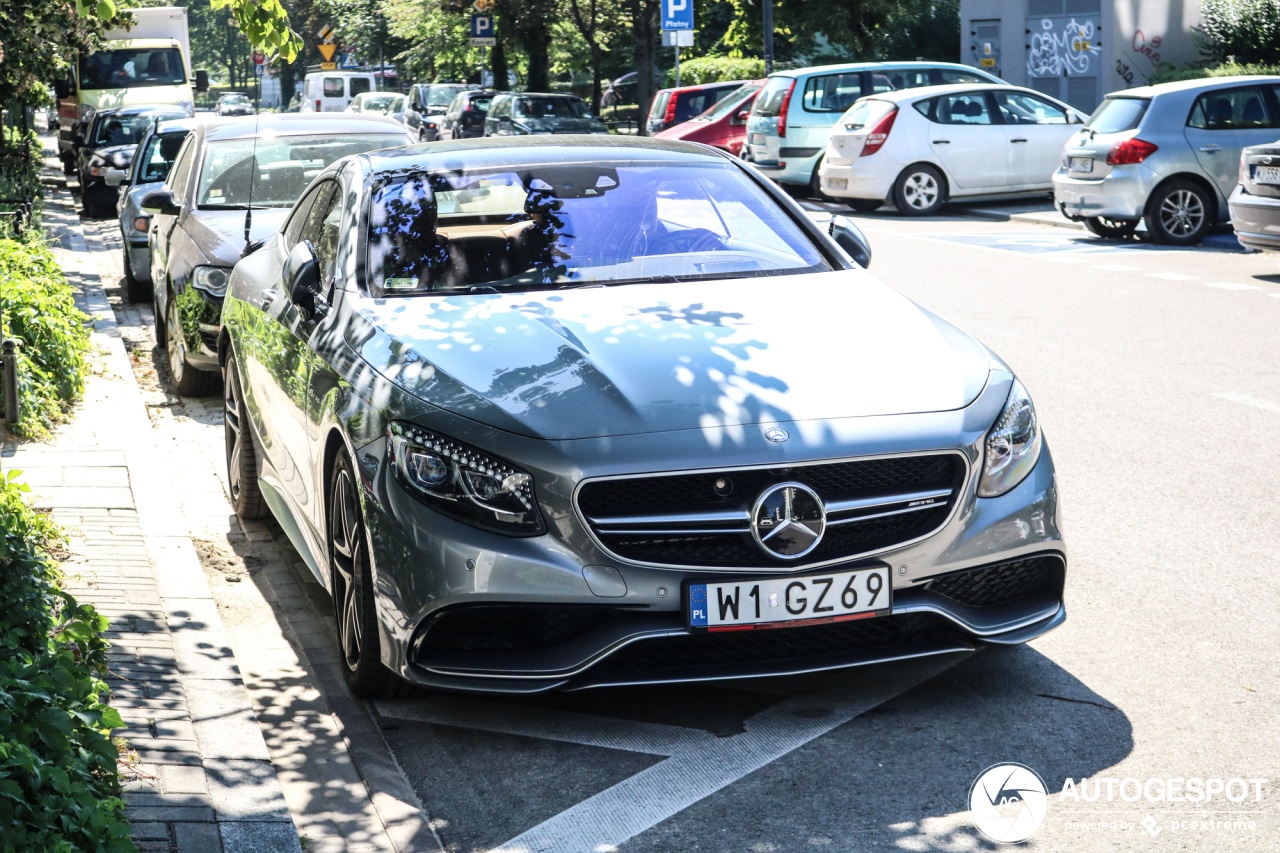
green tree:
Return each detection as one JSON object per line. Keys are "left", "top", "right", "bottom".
{"left": 1196, "top": 0, "right": 1280, "bottom": 65}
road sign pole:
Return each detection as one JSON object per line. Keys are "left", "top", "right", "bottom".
{"left": 763, "top": 0, "right": 773, "bottom": 75}
{"left": 675, "top": 45, "right": 680, "bottom": 88}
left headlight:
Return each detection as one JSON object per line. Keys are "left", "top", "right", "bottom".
{"left": 191, "top": 265, "right": 230, "bottom": 297}
{"left": 977, "top": 379, "right": 1043, "bottom": 498}
{"left": 388, "top": 422, "right": 545, "bottom": 536}
{"left": 180, "top": 99, "right": 195, "bottom": 117}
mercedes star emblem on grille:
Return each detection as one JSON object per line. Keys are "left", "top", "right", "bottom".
{"left": 764, "top": 426, "right": 790, "bottom": 442}
{"left": 751, "top": 483, "right": 826, "bottom": 559}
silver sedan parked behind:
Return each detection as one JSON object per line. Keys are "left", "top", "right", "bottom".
{"left": 1053, "top": 76, "right": 1280, "bottom": 244}
{"left": 219, "top": 136, "right": 1065, "bottom": 698}
{"left": 1228, "top": 138, "right": 1280, "bottom": 251}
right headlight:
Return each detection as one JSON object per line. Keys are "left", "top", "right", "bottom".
{"left": 191, "top": 265, "right": 230, "bottom": 297}
{"left": 388, "top": 422, "right": 545, "bottom": 536}
{"left": 977, "top": 379, "right": 1043, "bottom": 498}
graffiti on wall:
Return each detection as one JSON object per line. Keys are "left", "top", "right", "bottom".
{"left": 1027, "top": 18, "right": 1102, "bottom": 78}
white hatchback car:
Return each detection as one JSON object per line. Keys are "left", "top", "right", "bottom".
{"left": 819, "top": 84, "right": 1088, "bottom": 215}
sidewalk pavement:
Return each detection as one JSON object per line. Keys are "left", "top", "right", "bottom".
{"left": 10, "top": 184, "right": 303, "bottom": 852}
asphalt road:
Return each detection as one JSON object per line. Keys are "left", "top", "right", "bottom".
{"left": 84, "top": 194, "right": 1280, "bottom": 851}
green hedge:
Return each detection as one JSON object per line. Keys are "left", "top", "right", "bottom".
{"left": 0, "top": 240, "right": 90, "bottom": 439}
{"left": 1148, "top": 60, "right": 1280, "bottom": 85}
{"left": 0, "top": 127, "right": 42, "bottom": 233}
{"left": 664, "top": 56, "right": 766, "bottom": 88}
{"left": 0, "top": 471, "right": 134, "bottom": 853}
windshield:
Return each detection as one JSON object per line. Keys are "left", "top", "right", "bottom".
{"left": 367, "top": 160, "right": 830, "bottom": 295}
{"left": 427, "top": 87, "right": 467, "bottom": 107}
{"left": 92, "top": 112, "right": 183, "bottom": 147}
{"left": 136, "top": 130, "right": 186, "bottom": 184}
{"left": 699, "top": 83, "right": 762, "bottom": 121}
{"left": 1086, "top": 97, "right": 1149, "bottom": 134}
{"left": 79, "top": 48, "right": 185, "bottom": 90}
{"left": 221, "top": 94, "right": 249, "bottom": 104}
{"left": 197, "top": 134, "right": 406, "bottom": 209}
{"left": 515, "top": 97, "right": 589, "bottom": 118}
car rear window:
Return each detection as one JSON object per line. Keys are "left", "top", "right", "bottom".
{"left": 842, "top": 99, "right": 895, "bottom": 129}
{"left": 1086, "top": 97, "right": 1149, "bottom": 134}
{"left": 652, "top": 91, "right": 671, "bottom": 119}
{"left": 753, "top": 77, "right": 794, "bottom": 117}
{"left": 323, "top": 78, "right": 344, "bottom": 98}
{"left": 676, "top": 89, "right": 731, "bottom": 123}
{"left": 469, "top": 96, "right": 493, "bottom": 113}
{"left": 701, "top": 83, "right": 762, "bottom": 121}
{"left": 803, "top": 73, "right": 863, "bottom": 113}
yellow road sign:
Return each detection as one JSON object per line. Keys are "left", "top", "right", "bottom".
{"left": 318, "top": 43, "right": 338, "bottom": 62}
{"left": 474, "top": 0, "right": 496, "bottom": 11}
{"left": 321, "top": 61, "right": 337, "bottom": 70}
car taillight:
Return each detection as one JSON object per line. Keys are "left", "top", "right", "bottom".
{"left": 664, "top": 94, "right": 678, "bottom": 127}
{"left": 315, "top": 99, "right": 322, "bottom": 112}
{"left": 1106, "top": 138, "right": 1158, "bottom": 165}
{"left": 777, "top": 80, "right": 796, "bottom": 138}
{"left": 133, "top": 216, "right": 150, "bottom": 232}
{"left": 860, "top": 108, "right": 898, "bottom": 157}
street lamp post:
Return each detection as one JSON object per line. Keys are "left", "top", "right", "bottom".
{"left": 763, "top": 0, "right": 773, "bottom": 75}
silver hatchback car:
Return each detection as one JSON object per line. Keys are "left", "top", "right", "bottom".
{"left": 1053, "top": 76, "right": 1280, "bottom": 244}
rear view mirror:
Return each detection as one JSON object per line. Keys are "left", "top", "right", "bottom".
{"left": 104, "top": 168, "right": 128, "bottom": 187}
{"left": 284, "top": 239, "right": 322, "bottom": 314}
{"left": 195, "top": 69, "right": 210, "bottom": 93}
{"left": 828, "top": 215, "right": 872, "bottom": 268}
{"left": 733, "top": 110, "right": 749, "bottom": 126}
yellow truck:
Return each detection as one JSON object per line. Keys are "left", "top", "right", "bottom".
{"left": 55, "top": 7, "right": 207, "bottom": 171}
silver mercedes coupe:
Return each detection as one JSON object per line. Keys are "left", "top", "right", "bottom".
{"left": 219, "top": 136, "right": 1065, "bottom": 697}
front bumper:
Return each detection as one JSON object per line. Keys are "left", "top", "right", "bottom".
{"left": 1052, "top": 163, "right": 1159, "bottom": 220}
{"left": 1228, "top": 184, "right": 1280, "bottom": 251}
{"left": 173, "top": 282, "right": 224, "bottom": 370}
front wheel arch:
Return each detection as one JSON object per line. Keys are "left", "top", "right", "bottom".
{"left": 1146, "top": 172, "right": 1221, "bottom": 222}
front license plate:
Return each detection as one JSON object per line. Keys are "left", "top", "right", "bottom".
{"left": 1069, "top": 156, "right": 1093, "bottom": 173}
{"left": 1255, "top": 165, "right": 1280, "bottom": 184}
{"left": 826, "top": 176, "right": 848, "bottom": 190}
{"left": 750, "top": 133, "right": 766, "bottom": 145}
{"left": 688, "top": 566, "right": 891, "bottom": 631}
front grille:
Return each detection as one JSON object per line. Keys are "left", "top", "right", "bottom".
{"left": 924, "top": 555, "right": 1064, "bottom": 607}
{"left": 578, "top": 453, "right": 965, "bottom": 568}
{"left": 417, "top": 605, "right": 619, "bottom": 652}
{"left": 595, "top": 612, "right": 956, "bottom": 674}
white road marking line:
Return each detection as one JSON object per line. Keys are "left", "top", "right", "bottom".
{"left": 1146, "top": 272, "right": 1198, "bottom": 280}
{"left": 1094, "top": 264, "right": 1141, "bottom": 271}
{"left": 377, "top": 695, "right": 715, "bottom": 756}
{"left": 1216, "top": 393, "right": 1280, "bottom": 415}
{"left": 486, "top": 653, "right": 970, "bottom": 853}
{"left": 1270, "top": 293, "right": 1280, "bottom": 298}
{"left": 1204, "top": 282, "right": 1259, "bottom": 290}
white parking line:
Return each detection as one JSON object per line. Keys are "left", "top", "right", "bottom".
{"left": 1146, "top": 272, "right": 1198, "bottom": 280}
{"left": 1204, "top": 282, "right": 1260, "bottom": 290}
{"left": 396, "top": 653, "right": 969, "bottom": 853}
{"left": 1216, "top": 393, "right": 1280, "bottom": 415}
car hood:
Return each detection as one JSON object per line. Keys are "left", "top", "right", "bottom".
{"left": 183, "top": 208, "right": 291, "bottom": 267}
{"left": 350, "top": 270, "right": 994, "bottom": 440}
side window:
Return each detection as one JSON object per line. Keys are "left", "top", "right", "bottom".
{"left": 350, "top": 77, "right": 372, "bottom": 97}
{"left": 913, "top": 97, "right": 940, "bottom": 122}
{"left": 299, "top": 182, "right": 341, "bottom": 284}
{"left": 283, "top": 185, "right": 323, "bottom": 249}
{"left": 165, "top": 136, "right": 197, "bottom": 202}
{"left": 802, "top": 73, "right": 863, "bottom": 113}
{"left": 1187, "top": 87, "right": 1272, "bottom": 129}
{"left": 323, "top": 77, "right": 344, "bottom": 98}
{"left": 937, "top": 92, "right": 992, "bottom": 125}
{"left": 877, "top": 69, "right": 933, "bottom": 91}
{"left": 993, "top": 91, "right": 1067, "bottom": 125}
{"left": 938, "top": 69, "right": 987, "bottom": 84}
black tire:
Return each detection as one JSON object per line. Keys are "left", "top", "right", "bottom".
{"left": 123, "top": 249, "right": 150, "bottom": 303}
{"left": 223, "top": 353, "right": 267, "bottom": 519}
{"left": 1083, "top": 217, "right": 1139, "bottom": 239}
{"left": 892, "top": 164, "right": 945, "bottom": 216}
{"left": 844, "top": 198, "right": 883, "bottom": 214}
{"left": 165, "top": 294, "right": 219, "bottom": 397}
{"left": 808, "top": 159, "right": 830, "bottom": 201}
{"left": 329, "top": 452, "right": 412, "bottom": 698}
{"left": 1144, "top": 179, "right": 1211, "bottom": 245}
{"left": 153, "top": 290, "right": 167, "bottom": 347}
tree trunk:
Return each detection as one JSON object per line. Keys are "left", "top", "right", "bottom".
{"left": 632, "top": 0, "right": 657, "bottom": 134}
{"left": 590, "top": 46, "right": 603, "bottom": 113}
{"left": 491, "top": 28, "right": 509, "bottom": 89}
{"left": 522, "top": 18, "right": 550, "bottom": 92}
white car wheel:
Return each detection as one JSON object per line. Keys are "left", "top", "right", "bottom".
{"left": 893, "top": 165, "right": 944, "bottom": 216}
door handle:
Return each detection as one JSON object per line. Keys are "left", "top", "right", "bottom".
{"left": 1011, "top": 138, "right": 1028, "bottom": 143}
{"left": 1199, "top": 144, "right": 1221, "bottom": 152}
{"left": 932, "top": 139, "right": 950, "bottom": 144}
{"left": 257, "top": 289, "right": 277, "bottom": 310}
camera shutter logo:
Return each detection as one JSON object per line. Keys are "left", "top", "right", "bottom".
{"left": 968, "top": 763, "right": 1049, "bottom": 843}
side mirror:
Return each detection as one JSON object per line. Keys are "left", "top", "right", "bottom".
{"left": 284, "top": 239, "right": 321, "bottom": 314}
{"left": 140, "top": 188, "right": 181, "bottom": 216}
{"left": 55, "top": 77, "right": 73, "bottom": 99}
{"left": 732, "top": 110, "right": 749, "bottom": 126}
{"left": 195, "top": 69, "right": 210, "bottom": 93}
{"left": 829, "top": 215, "right": 872, "bottom": 269}
{"left": 499, "top": 114, "right": 512, "bottom": 123}
{"left": 104, "top": 168, "right": 128, "bottom": 187}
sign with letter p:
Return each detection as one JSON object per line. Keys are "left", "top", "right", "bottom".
{"left": 662, "top": 0, "right": 693, "bottom": 31}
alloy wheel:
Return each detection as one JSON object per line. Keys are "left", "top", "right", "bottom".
{"left": 331, "top": 469, "right": 365, "bottom": 671}
{"left": 903, "top": 171, "right": 939, "bottom": 210}
{"left": 1158, "top": 189, "right": 1205, "bottom": 238}
{"left": 224, "top": 363, "right": 244, "bottom": 502}
{"left": 166, "top": 298, "right": 187, "bottom": 384}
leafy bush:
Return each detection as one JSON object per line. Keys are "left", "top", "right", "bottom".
{"left": 665, "top": 56, "right": 766, "bottom": 88}
{"left": 0, "top": 471, "right": 135, "bottom": 853}
{"left": 601, "top": 103, "right": 641, "bottom": 125}
{"left": 0, "top": 239, "right": 90, "bottom": 438}
{"left": 1196, "top": 0, "right": 1280, "bottom": 65}
{"left": 1148, "top": 60, "right": 1280, "bottom": 85}
{"left": 0, "top": 127, "right": 43, "bottom": 232}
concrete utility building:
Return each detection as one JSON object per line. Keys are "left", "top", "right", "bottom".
{"left": 958, "top": 0, "right": 1204, "bottom": 113}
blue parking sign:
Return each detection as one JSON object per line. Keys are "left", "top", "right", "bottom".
{"left": 470, "top": 14, "right": 493, "bottom": 38}
{"left": 661, "top": 0, "right": 693, "bottom": 30}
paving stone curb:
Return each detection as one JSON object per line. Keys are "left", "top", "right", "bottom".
{"left": 13, "top": 184, "right": 303, "bottom": 853}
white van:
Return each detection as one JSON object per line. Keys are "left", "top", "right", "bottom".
{"left": 301, "top": 71, "right": 377, "bottom": 112}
